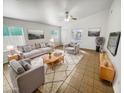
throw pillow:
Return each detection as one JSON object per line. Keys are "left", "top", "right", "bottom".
{"left": 20, "top": 61, "right": 31, "bottom": 71}
{"left": 35, "top": 43, "right": 41, "bottom": 49}
{"left": 103, "top": 61, "right": 109, "bottom": 67}
{"left": 10, "top": 60, "right": 25, "bottom": 74}
{"left": 23, "top": 45, "right": 32, "bottom": 52}
{"left": 17, "top": 46, "right": 24, "bottom": 52}
{"left": 30, "top": 44, "right": 36, "bottom": 50}
{"left": 45, "top": 42, "right": 50, "bottom": 47}
{"left": 70, "top": 42, "right": 74, "bottom": 47}
{"left": 40, "top": 43, "right": 46, "bottom": 48}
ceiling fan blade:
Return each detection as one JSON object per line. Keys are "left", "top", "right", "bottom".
{"left": 72, "top": 17, "right": 77, "bottom": 20}
{"left": 70, "top": 16, "right": 77, "bottom": 20}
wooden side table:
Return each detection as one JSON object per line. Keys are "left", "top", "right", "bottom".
{"left": 8, "top": 54, "right": 20, "bottom": 62}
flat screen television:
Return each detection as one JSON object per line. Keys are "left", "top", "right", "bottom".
{"left": 107, "top": 32, "right": 121, "bottom": 56}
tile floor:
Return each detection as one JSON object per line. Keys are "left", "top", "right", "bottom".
{"left": 3, "top": 49, "right": 114, "bottom": 93}
{"left": 56, "top": 50, "right": 114, "bottom": 93}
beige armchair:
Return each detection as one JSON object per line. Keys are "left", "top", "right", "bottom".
{"left": 64, "top": 42, "right": 80, "bottom": 55}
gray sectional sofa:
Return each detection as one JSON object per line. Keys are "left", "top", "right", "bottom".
{"left": 16, "top": 42, "right": 53, "bottom": 59}
{"left": 9, "top": 59, "right": 44, "bottom": 93}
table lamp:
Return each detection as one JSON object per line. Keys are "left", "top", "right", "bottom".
{"left": 7, "top": 45, "right": 14, "bottom": 55}
{"left": 50, "top": 38, "right": 54, "bottom": 43}
{"left": 49, "top": 38, "right": 55, "bottom": 48}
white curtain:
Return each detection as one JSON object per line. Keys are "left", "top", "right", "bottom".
{"left": 3, "top": 26, "right": 25, "bottom": 51}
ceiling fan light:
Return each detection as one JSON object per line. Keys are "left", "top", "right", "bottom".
{"left": 64, "top": 18, "right": 69, "bottom": 22}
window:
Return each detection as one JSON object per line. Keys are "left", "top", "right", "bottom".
{"left": 50, "top": 30, "right": 60, "bottom": 43}
{"left": 3, "top": 25, "right": 25, "bottom": 51}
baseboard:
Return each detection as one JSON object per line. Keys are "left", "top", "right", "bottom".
{"left": 80, "top": 48, "right": 96, "bottom": 52}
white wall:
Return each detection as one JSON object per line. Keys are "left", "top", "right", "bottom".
{"left": 61, "top": 10, "right": 109, "bottom": 50}
{"left": 104, "top": 0, "right": 121, "bottom": 93}
{"left": 3, "top": 17, "right": 61, "bottom": 45}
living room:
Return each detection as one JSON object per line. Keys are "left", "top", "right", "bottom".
{"left": 3, "top": 0, "right": 121, "bottom": 93}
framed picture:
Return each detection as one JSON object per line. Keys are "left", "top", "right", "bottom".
{"left": 28, "top": 29, "right": 44, "bottom": 40}
{"left": 88, "top": 27, "right": 100, "bottom": 37}
{"left": 107, "top": 32, "right": 121, "bottom": 56}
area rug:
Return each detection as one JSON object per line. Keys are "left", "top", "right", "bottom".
{"left": 31, "top": 49, "right": 83, "bottom": 93}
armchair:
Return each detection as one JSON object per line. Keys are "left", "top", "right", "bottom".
{"left": 64, "top": 42, "right": 80, "bottom": 55}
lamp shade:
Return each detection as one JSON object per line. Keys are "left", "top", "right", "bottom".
{"left": 50, "top": 38, "right": 54, "bottom": 43}
{"left": 7, "top": 45, "right": 14, "bottom": 51}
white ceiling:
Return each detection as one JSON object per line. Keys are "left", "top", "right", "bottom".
{"left": 3, "top": 0, "right": 113, "bottom": 26}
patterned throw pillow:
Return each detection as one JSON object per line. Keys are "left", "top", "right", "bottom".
{"left": 23, "top": 45, "right": 32, "bottom": 52}
{"left": 45, "top": 42, "right": 50, "bottom": 47}
{"left": 40, "top": 43, "right": 46, "bottom": 48}
{"left": 10, "top": 60, "right": 25, "bottom": 74}
{"left": 17, "top": 46, "right": 24, "bottom": 52}
{"left": 30, "top": 44, "right": 36, "bottom": 50}
{"left": 35, "top": 43, "right": 41, "bottom": 49}
{"left": 19, "top": 61, "right": 31, "bottom": 71}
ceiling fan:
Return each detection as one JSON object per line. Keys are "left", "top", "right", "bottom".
{"left": 64, "top": 11, "right": 77, "bottom": 22}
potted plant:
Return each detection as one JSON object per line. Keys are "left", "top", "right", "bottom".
{"left": 95, "top": 37, "right": 105, "bottom": 52}
{"left": 48, "top": 51, "right": 52, "bottom": 59}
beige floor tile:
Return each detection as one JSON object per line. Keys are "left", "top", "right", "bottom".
{"left": 94, "top": 80, "right": 107, "bottom": 92}
{"left": 84, "top": 71, "right": 94, "bottom": 78}
{"left": 64, "top": 85, "right": 78, "bottom": 93}
{"left": 68, "top": 76, "right": 81, "bottom": 90}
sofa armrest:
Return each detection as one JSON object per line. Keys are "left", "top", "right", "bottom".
{"left": 16, "top": 65, "right": 45, "bottom": 93}
{"left": 74, "top": 44, "right": 79, "bottom": 50}
{"left": 73, "top": 44, "right": 79, "bottom": 54}
{"left": 63, "top": 44, "right": 69, "bottom": 49}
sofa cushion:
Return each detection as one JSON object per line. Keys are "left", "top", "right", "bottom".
{"left": 23, "top": 49, "right": 40, "bottom": 58}
{"left": 23, "top": 52, "right": 30, "bottom": 58}
{"left": 40, "top": 43, "right": 46, "bottom": 48}
{"left": 45, "top": 42, "right": 51, "bottom": 47}
{"left": 30, "top": 44, "right": 36, "bottom": 50}
{"left": 42, "top": 47, "right": 52, "bottom": 52}
{"left": 10, "top": 60, "right": 25, "bottom": 74}
{"left": 35, "top": 43, "right": 41, "bottom": 49}
{"left": 70, "top": 42, "right": 77, "bottom": 47}
{"left": 23, "top": 45, "right": 32, "bottom": 52}
{"left": 65, "top": 47, "right": 75, "bottom": 51}
{"left": 20, "top": 61, "right": 31, "bottom": 71}
{"left": 17, "top": 46, "right": 24, "bottom": 52}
